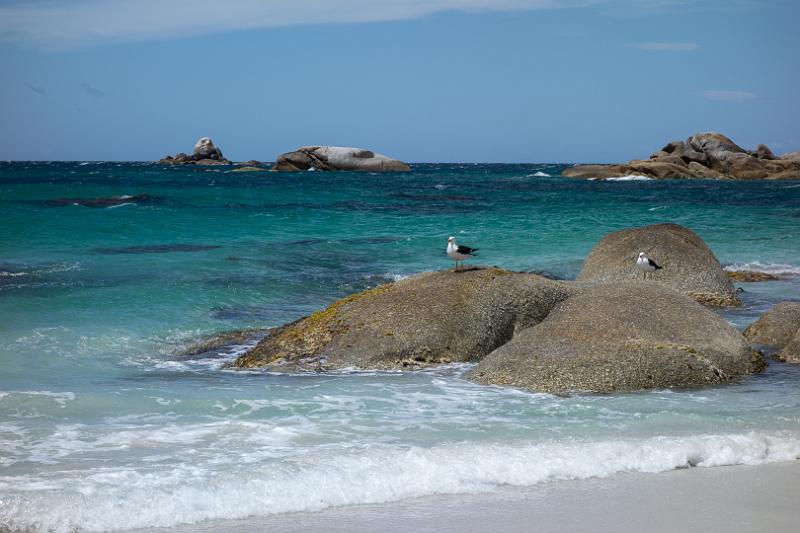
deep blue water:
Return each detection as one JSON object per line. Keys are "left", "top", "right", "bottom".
{"left": 1, "top": 162, "right": 799, "bottom": 532}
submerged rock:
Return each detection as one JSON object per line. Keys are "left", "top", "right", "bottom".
{"left": 179, "top": 329, "right": 269, "bottom": 358}
{"left": 563, "top": 132, "right": 800, "bottom": 180}
{"left": 272, "top": 146, "right": 410, "bottom": 172}
{"left": 743, "top": 302, "right": 800, "bottom": 362}
{"left": 577, "top": 223, "right": 740, "bottom": 306}
{"left": 726, "top": 270, "right": 781, "bottom": 282}
{"left": 36, "top": 194, "right": 157, "bottom": 208}
{"left": 233, "top": 268, "right": 575, "bottom": 371}
{"left": 467, "top": 283, "right": 764, "bottom": 394}
{"left": 94, "top": 244, "right": 221, "bottom": 254}
{"left": 158, "top": 137, "right": 232, "bottom": 165}
{"left": 231, "top": 166, "right": 267, "bottom": 172}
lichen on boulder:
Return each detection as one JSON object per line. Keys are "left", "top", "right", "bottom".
{"left": 233, "top": 268, "right": 575, "bottom": 371}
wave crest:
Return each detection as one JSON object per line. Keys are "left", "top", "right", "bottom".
{"left": 1, "top": 431, "right": 798, "bottom": 533}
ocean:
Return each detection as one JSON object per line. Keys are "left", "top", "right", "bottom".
{"left": 1, "top": 162, "right": 799, "bottom": 532}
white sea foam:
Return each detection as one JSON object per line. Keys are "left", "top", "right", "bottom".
{"left": 724, "top": 261, "right": 800, "bottom": 275}
{"left": 1, "top": 431, "right": 797, "bottom": 533}
{"left": 1, "top": 391, "right": 76, "bottom": 408}
{"left": 530, "top": 171, "right": 551, "bottom": 177}
{"left": 605, "top": 175, "right": 654, "bottom": 181}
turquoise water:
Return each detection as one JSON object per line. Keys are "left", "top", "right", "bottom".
{"left": 1, "top": 162, "right": 799, "bottom": 532}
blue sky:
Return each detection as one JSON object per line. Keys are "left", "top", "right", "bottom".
{"left": 1, "top": 0, "right": 797, "bottom": 162}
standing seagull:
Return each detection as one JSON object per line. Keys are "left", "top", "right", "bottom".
{"left": 447, "top": 236, "right": 478, "bottom": 271}
{"left": 636, "top": 251, "right": 663, "bottom": 280}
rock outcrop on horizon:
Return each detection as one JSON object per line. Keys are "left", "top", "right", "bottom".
{"left": 158, "top": 137, "right": 232, "bottom": 165}
{"left": 744, "top": 302, "right": 800, "bottom": 362}
{"left": 233, "top": 268, "right": 574, "bottom": 371}
{"left": 467, "top": 283, "right": 764, "bottom": 394}
{"left": 272, "top": 146, "right": 411, "bottom": 172}
{"left": 577, "top": 223, "right": 740, "bottom": 306}
{"left": 563, "top": 132, "right": 800, "bottom": 180}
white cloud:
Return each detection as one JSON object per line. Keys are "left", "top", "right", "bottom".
{"left": 699, "top": 90, "right": 756, "bottom": 102}
{"left": 627, "top": 42, "right": 698, "bottom": 51}
{"left": 0, "top": 0, "right": 597, "bottom": 50}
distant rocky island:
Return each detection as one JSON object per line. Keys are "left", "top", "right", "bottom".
{"left": 158, "top": 137, "right": 232, "bottom": 166}
{"left": 157, "top": 138, "right": 410, "bottom": 172}
{"left": 272, "top": 146, "right": 410, "bottom": 172}
{"left": 564, "top": 132, "right": 800, "bottom": 180}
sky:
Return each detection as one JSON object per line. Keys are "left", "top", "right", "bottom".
{"left": 0, "top": 0, "right": 798, "bottom": 162}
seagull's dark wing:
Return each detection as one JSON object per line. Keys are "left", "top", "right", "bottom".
{"left": 457, "top": 245, "right": 478, "bottom": 255}
{"left": 647, "top": 258, "right": 663, "bottom": 269}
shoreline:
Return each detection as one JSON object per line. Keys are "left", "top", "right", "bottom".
{"left": 121, "top": 461, "right": 800, "bottom": 533}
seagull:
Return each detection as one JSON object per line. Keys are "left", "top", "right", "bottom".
{"left": 447, "top": 236, "right": 478, "bottom": 271}
{"left": 636, "top": 251, "right": 663, "bottom": 280}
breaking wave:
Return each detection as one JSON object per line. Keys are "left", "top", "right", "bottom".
{"left": 1, "top": 431, "right": 797, "bottom": 533}
{"left": 724, "top": 262, "right": 800, "bottom": 276}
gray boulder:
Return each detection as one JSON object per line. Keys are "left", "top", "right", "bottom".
{"left": 779, "top": 329, "right": 800, "bottom": 363}
{"left": 193, "top": 137, "right": 225, "bottom": 160}
{"left": 743, "top": 302, "right": 800, "bottom": 361}
{"left": 577, "top": 223, "right": 740, "bottom": 306}
{"left": 234, "top": 268, "right": 575, "bottom": 371}
{"left": 158, "top": 137, "right": 231, "bottom": 165}
{"left": 467, "top": 282, "right": 765, "bottom": 394}
{"left": 272, "top": 146, "right": 410, "bottom": 172}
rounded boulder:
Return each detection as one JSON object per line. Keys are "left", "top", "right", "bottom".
{"left": 577, "top": 223, "right": 739, "bottom": 306}
{"left": 467, "top": 282, "right": 764, "bottom": 394}
{"left": 234, "top": 268, "right": 574, "bottom": 371}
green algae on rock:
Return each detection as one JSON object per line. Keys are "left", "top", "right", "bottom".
{"left": 233, "top": 267, "right": 575, "bottom": 371}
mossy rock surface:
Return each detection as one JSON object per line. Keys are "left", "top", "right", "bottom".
{"left": 234, "top": 267, "right": 575, "bottom": 371}
{"left": 577, "top": 223, "right": 739, "bottom": 306}
{"left": 468, "top": 282, "right": 764, "bottom": 394}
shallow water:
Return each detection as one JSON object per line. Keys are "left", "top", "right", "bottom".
{"left": 1, "top": 163, "right": 799, "bottom": 532}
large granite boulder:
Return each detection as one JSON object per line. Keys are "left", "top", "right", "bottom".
{"left": 467, "top": 283, "right": 765, "bottom": 394}
{"left": 234, "top": 268, "right": 575, "bottom": 371}
{"left": 272, "top": 146, "right": 410, "bottom": 172}
{"left": 563, "top": 132, "right": 800, "bottom": 180}
{"left": 743, "top": 302, "right": 800, "bottom": 362}
{"left": 158, "top": 137, "right": 231, "bottom": 165}
{"left": 577, "top": 223, "right": 740, "bottom": 306}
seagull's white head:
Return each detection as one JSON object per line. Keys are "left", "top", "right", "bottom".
{"left": 638, "top": 252, "right": 646, "bottom": 258}
{"left": 448, "top": 236, "right": 455, "bottom": 243}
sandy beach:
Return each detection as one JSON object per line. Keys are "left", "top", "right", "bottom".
{"left": 119, "top": 460, "right": 799, "bottom": 533}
